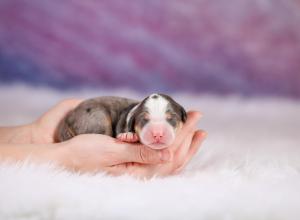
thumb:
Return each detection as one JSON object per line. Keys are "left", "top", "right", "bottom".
{"left": 121, "top": 144, "right": 172, "bottom": 164}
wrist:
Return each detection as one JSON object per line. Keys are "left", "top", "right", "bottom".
{"left": 49, "top": 141, "right": 77, "bottom": 171}
{"left": 25, "top": 142, "right": 71, "bottom": 169}
{"left": 0, "top": 124, "right": 34, "bottom": 144}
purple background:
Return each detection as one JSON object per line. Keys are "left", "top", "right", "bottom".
{"left": 0, "top": 0, "right": 299, "bottom": 97}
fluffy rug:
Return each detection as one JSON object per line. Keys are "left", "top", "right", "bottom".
{"left": 0, "top": 84, "right": 300, "bottom": 220}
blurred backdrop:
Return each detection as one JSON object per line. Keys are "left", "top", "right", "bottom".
{"left": 0, "top": 0, "right": 299, "bottom": 98}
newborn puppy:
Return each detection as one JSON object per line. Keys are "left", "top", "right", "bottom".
{"left": 56, "top": 93, "right": 187, "bottom": 149}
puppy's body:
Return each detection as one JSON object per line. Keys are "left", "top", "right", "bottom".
{"left": 57, "top": 96, "right": 138, "bottom": 141}
{"left": 56, "top": 93, "right": 187, "bottom": 149}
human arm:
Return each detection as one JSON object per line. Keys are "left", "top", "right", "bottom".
{"left": 0, "top": 99, "right": 206, "bottom": 178}
{"left": 0, "top": 99, "right": 82, "bottom": 145}
{"left": 0, "top": 99, "right": 172, "bottom": 171}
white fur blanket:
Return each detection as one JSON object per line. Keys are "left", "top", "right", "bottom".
{"left": 0, "top": 84, "right": 300, "bottom": 220}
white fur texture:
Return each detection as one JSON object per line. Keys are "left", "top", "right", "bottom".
{"left": 145, "top": 93, "right": 168, "bottom": 120}
{"left": 0, "top": 84, "right": 300, "bottom": 220}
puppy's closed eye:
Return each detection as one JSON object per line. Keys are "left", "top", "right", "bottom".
{"left": 166, "top": 113, "right": 180, "bottom": 127}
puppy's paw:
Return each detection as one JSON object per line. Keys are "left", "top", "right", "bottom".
{"left": 117, "top": 132, "right": 139, "bottom": 143}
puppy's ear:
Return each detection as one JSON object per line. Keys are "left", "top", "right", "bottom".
{"left": 124, "top": 103, "right": 141, "bottom": 132}
{"left": 180, "top": 107, "right": 187, "bottom": 122}
{"left": 115, "top": 103, "right": 139, "bottom": 135}
{"left": 126, "top": 115, "right": 136, "bottom": 132}
{"left": 170, "top": 101, "right": 187, "bottom": 123}
{"left": 158, "top": 93, "right": 187, "bottom": 123}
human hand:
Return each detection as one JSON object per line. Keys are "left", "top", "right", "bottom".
{"left": 0, "top": 99, "right": 205, "bottom": 178}
{"left": 34, "top": 103, "right": 205, "bottom": 177}
{"left": 30, "top": 99, "right": 83, "bottom": 144}
{"left": 0, "top": 99, "right": 172, "bottom": 174}
{"left": 27, "top": 98, "right": 173, "bottom": 173}
{"left": 56, "top": 133, "right": 172, "bottom": 173}
{"left": 104, "top": 111, "right": 206, "bottom": 178}
{"left": 0, "top": 99, "right": 81, "bottom": 145}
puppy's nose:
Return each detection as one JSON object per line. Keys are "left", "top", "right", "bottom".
{"left": 152, "top": 131, "right": 164, "bottom": 142}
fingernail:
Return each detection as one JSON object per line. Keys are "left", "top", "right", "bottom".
{"left": 160, "top": 149, "right": 171, "bottom": 162}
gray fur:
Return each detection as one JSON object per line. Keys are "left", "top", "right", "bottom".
{"left": 56, "top": 96, "right": 138, "bottom": 142}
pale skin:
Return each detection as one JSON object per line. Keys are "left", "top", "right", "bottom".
{"left": 0, "top": 99, "right": 206, "bottom": 178}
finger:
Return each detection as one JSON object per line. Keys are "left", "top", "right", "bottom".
{"left": 173, "top": 130, "right": 207, "bottom": 174}
{"left": 38, "top": 99, "right": 83, "bottom": 123}
{"left": 54, "top": 99, "right": 83, "bottom": 115}
{"left": 186, "top": 131, "right": 207, "bottom": 160}
{"left": 104, "top": 162, "right": 150, "bottom": 178}
{"left": 173, "top": 111, "right": 202, "bottom": 148}
{"left": 104, "top": 163, "right": 130, "bottom": 177}
{"left": 120, "top": 143, "right": 172, "bottom": 164}
{"left": 174, "top": 130, "right": 195, "bottom": 164}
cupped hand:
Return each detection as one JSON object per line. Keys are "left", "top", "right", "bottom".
{"left": 28, "top": 99, "right": 174, "bottom": 171}
{"left": 102, "top": 111, "right": 206, "bottom": 178}
{"left": 30, "top": 99, "right": 83, "bottom": 144}
{"left": 57, "top": 134, "right": 172, "bottom": 173}
{"left": 55, "top": 111, "right": 206, "bottom": 178}
{"left": 28, "top": 99, "right": 206, "bottom": 178}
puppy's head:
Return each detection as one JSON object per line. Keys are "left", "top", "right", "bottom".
{"left": 126, "top": 93, "right": 187, "bottom": 149}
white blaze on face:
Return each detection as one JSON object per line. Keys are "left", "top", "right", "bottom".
{"left": 139, "top": 93, "right": 176, "bottom": 149}
{"left": 146, "top": 94, "right": 169, "bottom": 121}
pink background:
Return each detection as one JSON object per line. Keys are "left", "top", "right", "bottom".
{"left": 0, "top": 0, "right": 299, "bottom": 97}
